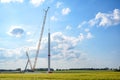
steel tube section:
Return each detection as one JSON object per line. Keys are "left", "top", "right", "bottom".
{"left": 48, "top": 32, "right": 51, "bottom": 73}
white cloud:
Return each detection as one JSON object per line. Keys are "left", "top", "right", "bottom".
{"left": 7, "top": 25, "right": 25, "bottom": 38}
{"left": 89, "top": 9, "right": 120, "bottom": 27}
{"left": 84, "top": 28, "right": 90, "bottom": 32}
{"left": 95, "top": 12, "right": 112, "bottom": 26}
{"left": 88, "top": 19, "right": 97, "bottom": 26}
{"left": 51, "top": 50, "right": 91, "bottom": 69}
{"left": 52, "top": 50, "right": 86, "bottom": 61}
{"left": 0, "top": 31, "right": 94, "bottom": 69}
{"left": 66, "top": 25, "right": 72, "bottom": 30}
{"left": 62, "top": 8, "right": 71, "bottom": 15}
{"left": 26, "top": 32, "right": 31, "bottom": 35}
{"left": 0, "top": 59, "right": 26, "bottom": 69}
{"left": 113, "top": 9, "right": 120, "bottom": 22}
{"left": 51, "top": 32, "right": 85, "bottom": 52}
{"left": 0, "top": 0, "right": 23, "bottom": 3}
{"left": 5, "top": 31, "right": 92, "bottom": 61}
{"left": 56, "top": 2, "right": 62, "bottom": 8}
{"left": 30, "top": 0, "right": 45, "bottom": 7}
{"left": 86, "top": 32, "right": 93, "bottom": 39}
{"left": 0, "top": 48, "right": 24, "bottom": 59}
{"left": 78, "top": 21, "right": 87, "bottom": 29}
{"left": 78, "top": 33, "right": 84, "bottom": 41}
{"left": 50, "top": 16, "right": 58, "bottom": 21}
{"left": 50, "top": 32, "right": 88, "bottom": 67}
{"left": 26, "top": 39, "right": 34, "bottom": 42}
{"left": 0, "top": 57, "right": 48, "bottom": 70}
{"left": 78, "top": 9, "right": 120, "bottom": 30}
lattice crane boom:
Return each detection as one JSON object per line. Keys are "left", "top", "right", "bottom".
{"left": 32, "top": 7, "right": 49, "bottom": 71}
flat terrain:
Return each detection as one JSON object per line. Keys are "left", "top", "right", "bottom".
{"left": 0, "top": 70, "right": 120, "bottom": 80}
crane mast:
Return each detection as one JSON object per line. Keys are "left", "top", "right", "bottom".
{"left": 32, "top": 7, "right": 49, "bottom": 71}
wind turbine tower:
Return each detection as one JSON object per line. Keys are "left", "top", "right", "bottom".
{"left": 48, "top": 28, "right": 51, "bottom": 73}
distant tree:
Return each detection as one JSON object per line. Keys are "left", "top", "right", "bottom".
{"left": 16, "top": 68, "right": 21, "bottom": 71}
{"left": 104, "top": 67, "right": 109, "bottom": 70}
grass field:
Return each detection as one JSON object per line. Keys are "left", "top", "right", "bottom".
{"left": 0, "top": 70, "right": 120, "bottom": 80}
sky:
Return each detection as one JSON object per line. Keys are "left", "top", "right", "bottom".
{"left": 0, "top": 0, "right": 120, "bottom": 70}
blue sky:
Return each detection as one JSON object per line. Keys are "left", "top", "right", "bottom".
{"left": 0, "top": 0, "right": 120, "bottom": 69}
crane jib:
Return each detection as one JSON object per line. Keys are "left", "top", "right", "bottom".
{"left": 32, "top": 7, "right": 50, "bottom": 71}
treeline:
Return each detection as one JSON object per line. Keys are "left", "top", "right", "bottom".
{"left": 0, "top": 68, "right": 54, "bottom": 73}
{"left": 0, "top": 67, "right": 120, "bottom": 72}
{"left": 35, "top": 68, "right": 54, "bottom": 71}
{"left": 0, "top": 68, "right": 21, "bottom": 73}
{"left": 56, "top": 67, "right": 120, "bottom": 72}
{"left": 56, "top": 68, "right": 109, "bottom": 71}
{"left": 24, "top": 68, "right": 54, "bottom": 72}
{"left": 69, "top": 67, "right": 109, "bottom": 70}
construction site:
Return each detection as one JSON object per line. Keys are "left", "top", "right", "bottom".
{"left": 0, "top": 7, "right": 51, "bottom": 73}
{"left": 24, "top": 7, "right": 51, "bottom": 73}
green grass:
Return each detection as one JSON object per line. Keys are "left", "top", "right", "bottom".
{"left": 0, "top": 70, "right": 120, "bottom": 80}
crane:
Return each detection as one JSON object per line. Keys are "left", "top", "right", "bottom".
{"left": 32, "top": 7, "right": 50, "bottom": 71}
{"left": 24, "top": 49, "right": 33, "bottom": 72}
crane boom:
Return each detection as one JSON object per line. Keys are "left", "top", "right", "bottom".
{"left": 33, "top": 7, "right": 49, "bottom": 70}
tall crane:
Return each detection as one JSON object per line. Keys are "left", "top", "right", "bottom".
{"left": 32, "top": 7, "right": 50, "bottom": 71}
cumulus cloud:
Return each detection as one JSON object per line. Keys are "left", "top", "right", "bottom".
{"left": 52, "top": 50, "right": 85, "bottom": 61}
{"left": 50, "top": 32, "right": 85, "bottom": 62}
{"left": 62, "top": 8, "right": 71, "bottom": 15}
{"left": 0, "top": 48, "right": 24, "bottom": 60}
{"left": 51, "top": 56, "right": 90, "bottom": 69}
{"left": 86, "top": 32, "right": 93, "bottom": 39}
{"left": 78, "top": 9, "right": 120, "bottom": 29}
{"left": 56, "top": 1, "right": 62, "bottom": 8}
{"left": 89, "top": 9, "right": 120, "bottom": 27}
{"left": 7, "top": 26, "right": 25, "bottom": 38}
{"left": 51, "top": 31, "right": 92, "bottom": 52}
{"left": 2, "top": 31, "right": 87, "bottom": 61}
{"left": 26, "top": 32, "right": 31, "bottom": 35}
{"left": 51, "top": 32, "right": 83, "bottom": 46}
{"left": 50, "top": 16, "right": 58, "bottom": 21}
{"left": 0, "top": 31, "right": 94, "bottom": 69}
{"left": 30, "top": 0, "right": 45, "bottom": 7}
{"left": 0, "top": 0, "right": 23, "bottom": 3}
